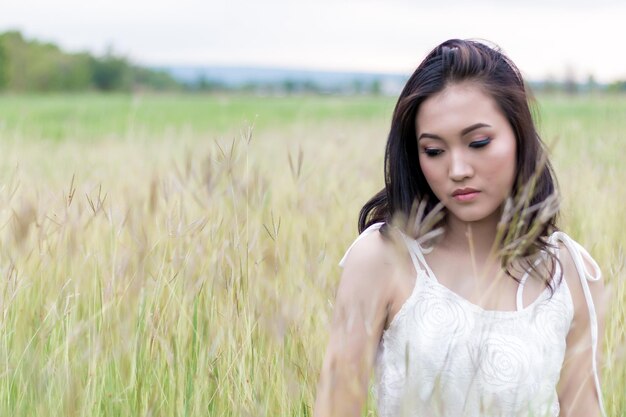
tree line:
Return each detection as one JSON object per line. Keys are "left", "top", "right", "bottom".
{"left": 0, "top": 31, "right": 182, "bottom": 92}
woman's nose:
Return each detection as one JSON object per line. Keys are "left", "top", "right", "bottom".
{"left": 449, "top": 151, "right": 474, "bottom": 182}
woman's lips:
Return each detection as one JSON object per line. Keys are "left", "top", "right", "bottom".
{"left": 452, "top": 191, "right": 480, "bottom": 202}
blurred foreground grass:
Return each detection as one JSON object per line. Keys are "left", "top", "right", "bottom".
{"left": 0, "top": 93, "right": 624, "bottom": 416}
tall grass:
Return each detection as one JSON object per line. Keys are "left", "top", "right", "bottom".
{"left": 0, "top": 93, "right": 623, "bottom": 416}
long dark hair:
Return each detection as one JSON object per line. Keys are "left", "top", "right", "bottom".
{"left": 359, "top": 38, "right": 561, "bottom": 293}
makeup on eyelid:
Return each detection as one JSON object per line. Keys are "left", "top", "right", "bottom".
{"left": 421, "top": 137, "right": 491, "bottom": 157}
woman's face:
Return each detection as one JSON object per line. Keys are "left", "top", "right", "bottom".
{"left": 415, "top": 81, "right": 517, "bottom": 223}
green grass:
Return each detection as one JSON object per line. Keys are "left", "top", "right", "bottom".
{"left": 0, "top": 92, "right": 623, "bottom": 416}
{"left": 0, "top": 93, "right": 396, "bottom": 141}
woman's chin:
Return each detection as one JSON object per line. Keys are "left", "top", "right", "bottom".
{"left": 447, "top": 206, "right": 501, "bottom": 224}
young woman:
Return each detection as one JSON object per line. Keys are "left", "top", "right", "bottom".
{"left": 313, "top": 39, "right": 607, "bottom": 417}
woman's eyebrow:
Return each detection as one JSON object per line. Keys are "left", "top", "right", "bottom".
{"left": 418, "top": 122, "right": 491, "bottom": 141}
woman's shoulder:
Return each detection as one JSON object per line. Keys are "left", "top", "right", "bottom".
{"left": 338, "top": 222, "right": 396, "bottom": 271}
{"left": 334, "top": 223, "right": 399, "bottom": 321}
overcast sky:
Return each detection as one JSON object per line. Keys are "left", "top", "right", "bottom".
{"left": 2, "top": 0, "right": 625, "bottom": 82}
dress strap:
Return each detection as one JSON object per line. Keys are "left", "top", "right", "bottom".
{"left": 338, "top": 222, "right": 385, "bottom": 267}
{"left": 549, "top": 231, "right": 606, "bottom": 417}
{"left": 399, "top": 234, "right": 437, "bottom": 280}
{"left": 338, "top": 222, "right": 433, "bottom": 280}
{"left": 515, "top": 253, "right": 549, "bottom": 311}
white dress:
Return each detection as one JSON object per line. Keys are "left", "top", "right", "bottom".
{"left": 338, "top": 222, "right": 606, "bottom": 417}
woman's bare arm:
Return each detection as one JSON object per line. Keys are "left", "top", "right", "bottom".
{"left": 313, "top": 230, "right": 396, "bottom": 417}
{"left": 557, "top": 245, "right": 608, "bottom": 417}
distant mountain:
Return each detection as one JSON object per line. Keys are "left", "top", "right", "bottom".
{"left": 153, "top": 65, "right": 410, "bottom": 95}
{"left": 152, "top": 65, "right": 620, "bottom": 95}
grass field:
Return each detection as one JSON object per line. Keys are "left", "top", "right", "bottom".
{"left": 0, "top": 93, "right": 624, "bottom": 416}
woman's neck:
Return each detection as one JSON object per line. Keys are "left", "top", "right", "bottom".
{"left": 440, "top": 210, "right": 502, "bottom": 262}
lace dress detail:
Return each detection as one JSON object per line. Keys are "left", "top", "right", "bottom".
{"left": 338, "top": 222, "right": 606, "bottom": 417}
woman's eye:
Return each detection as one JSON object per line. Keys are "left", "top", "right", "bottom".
{"left": 469, "top": 137, "right": 491, "bottom": 148}
{"left": 423, "top": 148, "right": 443, "bottom": 157}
